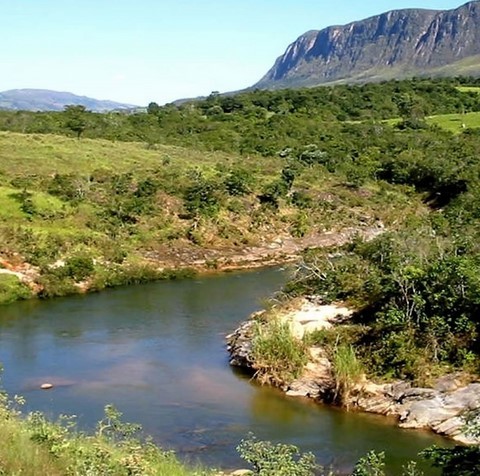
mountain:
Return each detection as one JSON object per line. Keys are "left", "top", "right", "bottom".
{"left": 255, "top": 1, "right": 480, "bottom": 89}
{"left": 0, "top": 89, "right": 138, "bottom": 112}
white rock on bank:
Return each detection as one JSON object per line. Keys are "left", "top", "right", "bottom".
{"left": 280, "top": 300, "right": 353, "bottom": 339}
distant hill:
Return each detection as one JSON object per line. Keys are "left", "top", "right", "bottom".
{"left": 255, "top": 1, "right": 480, "bottom": 89}
{"left": 0, "top": 89, "right": 138, "bottom": 112}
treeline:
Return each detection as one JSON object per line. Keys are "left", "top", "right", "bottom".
{"left": 1, "top": 77, "right": 480, "bottom": 156}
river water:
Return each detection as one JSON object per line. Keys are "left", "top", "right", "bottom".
{"left": 0, "top": 267, "right": 447, "bottom": 474}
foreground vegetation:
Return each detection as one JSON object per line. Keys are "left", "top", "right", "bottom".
{"left": 0, "top": 390, "right": 212, "bottom": 476}
{"left": 1, "top": 387, "right": 479, "bottom": 475}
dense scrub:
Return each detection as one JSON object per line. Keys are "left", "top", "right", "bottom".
{"left": 1, "top": 78, "right": 480, "bottom": 153}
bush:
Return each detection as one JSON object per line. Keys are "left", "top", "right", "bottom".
{"left": 421, "top": 446, "right": 480, "bottom": 476}
{"left": 352, "top": 450, "right": 386, "bottom": 476}
{"left": 64, "top": 253, "right": 95, "bottom": 281}
{"left": 0, "top": 274, "right": 32, "bottom": 305}
{"left": 237, "top": 434, "right": 318, "bottom": 476}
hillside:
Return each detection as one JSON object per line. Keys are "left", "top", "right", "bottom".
{"left": 0, "top": 89, "right": 137, "bottom": 112}
{"left": 256, "top": 1, "right": 480, "bottom": 89}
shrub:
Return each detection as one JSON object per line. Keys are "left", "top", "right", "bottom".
{"left": 352, "top": 450, "right": 386, "bottom": 476}
{"left": 64, "top": 253, "right": 95, "bottom": 281}
{"left": 237, "top": 434, "right": 318, "bottom": 476}
{"left": 0, "top": 274, "right": 32, "bottom": 305}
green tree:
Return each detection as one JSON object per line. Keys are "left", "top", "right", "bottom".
{"left": 64, "top": 105, "right": 88, "bottom": 139}
{"left": 147, "top": 102, "right": 161, "bottom": 115}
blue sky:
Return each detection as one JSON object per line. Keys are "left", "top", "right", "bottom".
{"left": 1, "top": 0, "right": 466, "bottom": 105}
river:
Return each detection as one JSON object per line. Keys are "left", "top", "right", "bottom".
{"left": 0, "top": 267, "right": 448, "bottom": 474}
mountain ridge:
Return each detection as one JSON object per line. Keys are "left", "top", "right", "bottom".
{"left": 0, "top": 89, "right": 138, "bottom": 112}
{"left": 255, "top": 1, "right": 480, "bottom": 89}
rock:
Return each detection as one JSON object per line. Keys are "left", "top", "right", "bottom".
{"left": 443, "top": 383, "right": 480, "bottom": 411}
{"left": 40, "top": 383, "right": 53, "bottom": 390}
{"left": 386, "top": 381, "right": 411, "bottom": 402}
{"left": 287, "top": 356, "right": 334, "bottom": 400}
{"left": 226, "top": 320, "right": 256, "bottom": 368}
{"left": 280, "top": 300, "right": 353, "bottom": 339}
{"left": 433, "top": 373, "right": 465, "bottom": 392}
{"left": 226, "top": 300, "right": 480, "bottom": 445}
{"left": 400, "top": 397, "right": 462, "bottom": 429}
{"left": 401, "top": 387, "right": 439, "bottom": 402}
{"left": 433, "top": 416, "right": 465, "bottom": 437}
{"left": 356, "top": 395, "right": 395, "bottom": 415}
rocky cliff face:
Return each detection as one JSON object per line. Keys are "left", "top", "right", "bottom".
{"left": 256, "top": 1, "right": 480, "bottom": 89}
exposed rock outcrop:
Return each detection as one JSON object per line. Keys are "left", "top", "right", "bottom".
{"left": 256, "top": 1, "right": 480, "bottom": 89}
{"left": 227, "top": 297, "right": 480, "bottom": 444}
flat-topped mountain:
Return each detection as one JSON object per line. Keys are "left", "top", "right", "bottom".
{"left": 0, "top": 89, "right": 138, "bottom": 112}
{"left": 255, "top": 1, "right": 480, "bottom": 89}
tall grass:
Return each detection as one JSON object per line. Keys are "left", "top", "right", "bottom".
{"left": 332, "top": 343, "right": 364, "bottom": 407}
{"left": 251, "top": 317, "right": 308, "bottom": 386}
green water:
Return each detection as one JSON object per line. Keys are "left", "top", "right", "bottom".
{"left": 0, "top": 267, "right": 447, "bottom": 473}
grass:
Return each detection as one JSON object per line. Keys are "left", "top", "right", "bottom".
{"left": 251, "top": 316, "right": 308, "bottom": 386}
{"left": 383, "top": 111, "right": 480, "bottom": 133}
{"left": 0, "top": 130, "right": 427, "bottom": 304}
{"left": 457, "top": 86, "right": 480, "bottom": 95}
{"left": 0, "top": 131, "right": 249, "bottom": 176}
{"left": 0, "top": 394, "right": 213, "bottom": 476}
{"left": 0, "top": 413, "right": 65, "bottom": 476}
{"left": 426, "top": 111, "right": 480, "bottom": 133}
{"left": 332, "top": 343, "right": 364, "bottom": 407}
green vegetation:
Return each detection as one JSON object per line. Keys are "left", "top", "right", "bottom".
{"left": 2, "top": 76, "right": 480, "bottom": 473}
{"left": 331, "top": 343, "right": 364, "bottom": 406}
{"left": 237, "top": 434, "right": 319, "bottom": 476}
{"left": 0, "top": 274, "right": 32, "bottom": 305}
{"left": 289, "top": 224, "right": 480, "bottom": 382}
{"left": 426, "top": 111, "right": 480, "bottom": 133}
{"left": 2, "top": 76, "right": 480, "bottom": 387}
{"left": 251, "top": 317, "right": 308, "bottom": 385}
{"left": 456, "top": 86, "right": 480, "bottom": 95}
{"left": 0, "top": 390, "right": 212, "bottom": 476}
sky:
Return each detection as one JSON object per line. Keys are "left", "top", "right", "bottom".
{"left": 0, "top": 0, "right": 467, "bottom": 106}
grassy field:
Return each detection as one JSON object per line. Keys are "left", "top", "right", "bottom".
{"left": 426, "top": 111, "right": 480, "bottom": 132}
{"left": 384, "top": 111, "right": 480, "bottom": 133}
{"left": 0, "top": 131, "right": 261, "bottom": 176}
{"left": 457, "top": 86, "right": 480, "bottom": 94}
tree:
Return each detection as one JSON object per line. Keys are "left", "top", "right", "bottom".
{"left": 64, "top": 105, "right": 88, "bottom": 139}
{"left": 147, "top": 102, "right": 161, "bottom": 115}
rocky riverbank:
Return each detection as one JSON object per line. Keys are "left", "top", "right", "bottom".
{"left": 1, "top": 225, "right": 384, "bottom": 304}
{"left": 226, "top": 297, "right": 480, "bottom": 445}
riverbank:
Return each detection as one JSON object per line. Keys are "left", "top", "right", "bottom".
{"left": 227, "top": 296, "right": 480, "bottom": 445}
{"left": 0, "top": 225, "right": 383, "bottom": 305}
